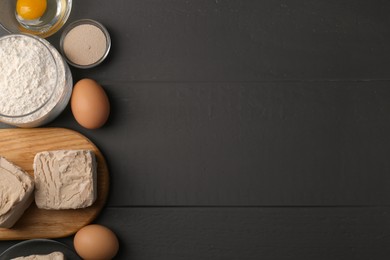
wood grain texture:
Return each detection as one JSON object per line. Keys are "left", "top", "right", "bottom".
{"left": 1, "top": 0, "right": 390, "bottom": 258}
{"left": 36, "top": 81, "right": 390, "bottom": 206}
{"left": 53, "top": 207, "right": 390, "bottom": 260}
{"left": 1, "top": 206, "right": 390, "bottom": 259}
{"left": 0, "top": 128, "right": 109, "bottom": 240}
{"left": 48, "top": 0, "right": 390, "bottom": 81}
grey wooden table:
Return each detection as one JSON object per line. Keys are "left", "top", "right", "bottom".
{"left": 2, "top": 0, "right": 390, "bottom": 259}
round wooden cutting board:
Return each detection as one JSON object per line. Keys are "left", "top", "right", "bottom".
{"left": 0, "top": 128, "right": 109, "bottom": 240}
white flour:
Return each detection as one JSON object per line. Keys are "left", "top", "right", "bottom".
{"left": 0, "top": 36, "right": 56, "bottom": 116}
{"left": 0, "top": 35, "right": 72, "bottom": 127}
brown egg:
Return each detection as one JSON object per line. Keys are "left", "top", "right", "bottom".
{"left": 74, "top": 224, "right": 119, "bottom": 260}
{"left": 71, "top": 79, "right": 110, "bottom": 129}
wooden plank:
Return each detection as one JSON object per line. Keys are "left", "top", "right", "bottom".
{"left": 18, "top": 207, "right": 389, "bottom": 259}
{"left": 0, "top": 128, "right": 109, "bottom": 240}
{"left": 48, "top": 0, "right": 390, "bottom": 81}
{"left": 30, "top": 81, "right": 390, "bottom": 206}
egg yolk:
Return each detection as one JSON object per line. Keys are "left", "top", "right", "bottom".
{"left": 16, "top": 0, "right": 47, "bottom": 20}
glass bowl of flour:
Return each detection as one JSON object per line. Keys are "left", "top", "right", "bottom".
{"left": 0, "top": 34, "right": 72, "bottom": 127}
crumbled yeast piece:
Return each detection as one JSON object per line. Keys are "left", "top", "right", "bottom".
{"left": 11, "top": 251, "right": 65, "bottom": 260}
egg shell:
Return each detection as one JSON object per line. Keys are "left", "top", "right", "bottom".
{"left": 74, "top": 224, "right": 119, "bottom": 260}
{"left": 71, "top": 79, "right": 110, "bottom": 129}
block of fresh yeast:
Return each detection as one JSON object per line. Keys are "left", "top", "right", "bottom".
{"left": 33, "top": 150, "right": 97, "bottom": 210}
{"left": 0, "top": 157, "right": 34, "bottom": 228}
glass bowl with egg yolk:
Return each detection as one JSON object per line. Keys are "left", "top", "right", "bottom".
{"left": 0, "top": 0, "right": 72, "bottom": 38}
{"left": 16, "top": 0, "right": 47, "bottom": 22}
